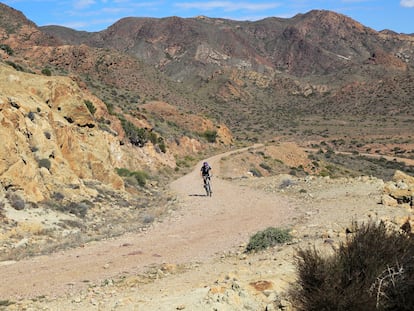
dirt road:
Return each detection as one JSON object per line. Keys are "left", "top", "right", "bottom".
{"left": 0, "top": 146, "right": 296, "bottom": 300}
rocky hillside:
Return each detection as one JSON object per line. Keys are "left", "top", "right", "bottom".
{"left": 1, "top": 5, "right": 414, "bottom": 308}
{"left": 0, "top": 3, "right": 230, "bottom": 144}
{"left": 1, "top": 3, "right": 414, "bottom": 142}
{"left": 39, "top": 10, "right": 414, "bottom": 141}
{"left": 0, "top": 3, "right": 235, "bottom": 258}
{"left": 0, "top": 58, "right": 232, "bottom": 259}
{"left": 0, "top": 1, "right": 233, "bottom": 197}
{"left": 42, "top": 11, "right": 413, "bottom": 78}
{"left": 0, "top": 61, "right": 176, "bottom": 201}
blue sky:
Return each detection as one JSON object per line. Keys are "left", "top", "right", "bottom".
{"left": 2, "top": 0, "right": 414, "bottom": 33}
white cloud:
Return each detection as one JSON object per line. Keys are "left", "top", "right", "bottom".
{"left": 73, "top": 0, "right": 96, "bottom": 9}
{"left": 176, "top": 1, "right": 281, "bottom": 12}
{"left": 401, "top": 0, "right": 414, "bottom": 7}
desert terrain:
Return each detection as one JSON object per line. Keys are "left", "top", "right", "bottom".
{"left": 1, "top": 4, "right": 414, "bottom": 310}
{"left": 0, "top": 143, "right": 412, "bottom": 310}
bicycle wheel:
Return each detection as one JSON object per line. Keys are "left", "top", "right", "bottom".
{"left": 205, "top": 178, "right": 212, "bottom": 197}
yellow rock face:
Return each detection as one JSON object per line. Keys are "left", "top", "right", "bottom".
{"left": 0, "top": 63, "right": 175, "bottom": 202}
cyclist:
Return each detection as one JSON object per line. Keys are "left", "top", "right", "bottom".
{"left": 200, "top": 161, "right": 212, "bottom": 193}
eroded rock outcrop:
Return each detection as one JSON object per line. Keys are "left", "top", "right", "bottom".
{"left": 0, "top": 62, "right": 175, "bottom": 204}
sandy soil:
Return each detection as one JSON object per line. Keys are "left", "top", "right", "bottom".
{"left": 0, "top": 145, "right": 296, "bottom": 298}
{"left": 0, "top": 145, "right": 412, "bottom": 310}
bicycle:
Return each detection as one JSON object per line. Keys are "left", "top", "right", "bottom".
{"left": 203, "top": 175, "right": 212, "bottom": 197}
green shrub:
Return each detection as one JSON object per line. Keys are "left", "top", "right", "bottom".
{"left": 319, "top": 169, "right": 330, "bottom": 177}
{"left": 116, "top": 168, "right": 149, "bottom": 187}
{"left": 203, "top": 130, "right": 217, "bottom": 143}
{"left": 119, "top": 117, "right": 148, "bottom": 147}
{"left": 149, "top": 131, "right": 158, "bottom": 145}
{"left": 104, "top": 101, "right": 115, "bottom": 115}
{"left": 158, "top": 137, "right": 167, "bottom": 153}
{"left": 131, "top": 171, "right": 149, "bottom": 187}
{"left": 5, "top": 60, "right": 24, "bottom": 72}
{"left": 259, "top": 162, "right": 272, "bottom": 172}
{"left": 176, "top": 155, "right": 196, "bottom": 168}
{"left": 246, "top": 227, "right": 292, "bottom": 252}
{"left": 84, "top": 100, "right": 96, "bottom": 115}
{"left": 291, "top": 221, "right": 414, "bottom": 311}
{"left": 115, "top": 167, "right": 130, "bottom": 177}
{"left": 249, "top": 167, "right": 262, "bottom": 177}
{"left": 0, "top": 44, "right": 14, "bottom": 55}
{"left": 0, "top": 300, "right": 14, "bottom": 307}
{"left": 41, "top": 68, "right": 52, "bottom": 76}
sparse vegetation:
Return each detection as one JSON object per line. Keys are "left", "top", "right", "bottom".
{"left": 84, "top": 99, "right": 96, "bottom": 115}
{"left": 118, "top": 116, "right": 166, "bottom": 151}
{"left": 259, "top": 162, "right": 272, "bottom": 172}
{"left": 0, "top": 44, "right": 14, "bottom": 55}
{"left": 65, "top": 201, "right": 90, "bottom": 218}
{"left": 249, "top": 167, "right": 262, "bottom": 177}
{"left": 0, "top": 300, "right": 14, "bottom": 307}
{"left": 176, "top": 155, "right": 197, "bottom": 170}
{"left": 157, "top": 137, "right": 167, "bottom": 153}
{"left": 291, "top": 221, "right": 414, "bottom": 311}
{"left": 312, "top": 151, "right": 414, "bottom": 181}
{"left": 119, "top": 117, "right": 149, "bottom": 147}
{"left": 50, "top": 200, "right": 92, "bottom": 218}
{"left": 246, "top": 227, "right": 292, "bottom": 252}
{"left": 2, "top": 9, "right": 414, "bottom": 306}
{"left": 203, "top": 130, "right": 217, "bottom": 143}
{"left": 116, "top": 167, "right": 149, "bottom": 187}
{"left": 41, "top": 68, "right": 52, "bottom": 76}
{"left": 5, "top": 60, "right": 24, "bottom": 71}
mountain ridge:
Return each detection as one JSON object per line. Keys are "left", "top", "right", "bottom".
{"left": 2, "top": 2, "right": 414, "bottom": 143}
{"left": 37, "top": 9, "right": 414, "bottom": 128}
{"left": 1, "top": 4, "right": 414, "bottom": 303}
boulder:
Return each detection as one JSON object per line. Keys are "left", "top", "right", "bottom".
{"left": 382, "top": 170, "right": 414, "bottom": 208}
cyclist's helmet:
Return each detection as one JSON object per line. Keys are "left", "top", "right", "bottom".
{"left": 203, "top": 162, "right": 208, "bottom": 166}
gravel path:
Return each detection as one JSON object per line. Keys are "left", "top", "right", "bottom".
{"left": 0, "top": 145, "right": 296, "bottom": 300}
